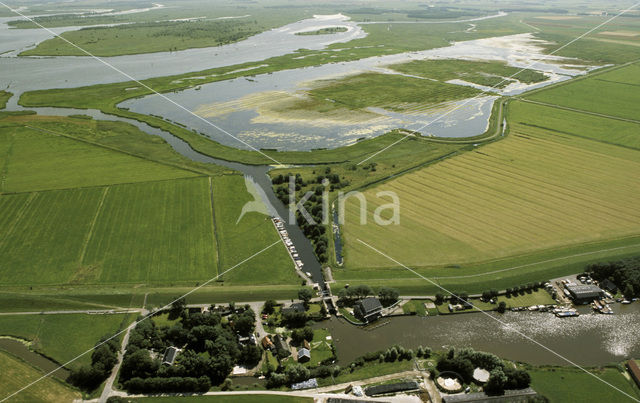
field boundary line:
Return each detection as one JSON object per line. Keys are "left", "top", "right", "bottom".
{"left": 23, "top": 124, "right": 215, "bottom": 178}
{"left": 356, "top": 3, "right": 640, "bottom": 165}
{"left": 0, "top": 3, "right": 283, "bottom": 166}
{"left": 518, "top": 99, "right": 640, "bottom": 125}
{"left": 357, "top": 238, "right": 640, "bottom": 403}
{"left": 209, "top": 177, "right": 221, "bottom": 276}
{"left": 0, "top": 238, "right": 283, "bottom": 402}
{"left": 77, "top": 186, "right": 109, "bottom": 265}
{"left": 0, "top": 192, "right": 36, "bottom": 247}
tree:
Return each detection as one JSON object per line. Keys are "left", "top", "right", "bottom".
{"left": 504, "top": 367, "right": 531, "bottom": 390}
{"left": 169, "top": 297, "right": 186, "bottom": 320}
{"left": 262, "top": 299, "right": 277, "bottom": 315}
{"left": 624, "top": 284, "right": 635, "bottom": 300}
{"left": 285, "top": 364, "right": 310, "bottom": 384}
{"left": 378, "top": 287, "right": 399, "bottom": 306}
{"left": 497, "top": 301, "right": 507, "bottom": 313}
{"left": 233, "top": 314, "right": 255, "bottom": 336}
{"left": 239, "top": 344, "right": 262, "bottom": 366}
{"left": 485, "top": 368, "right": 508, "bottom": 395}
{"left": 120, "top": 349, "right": 160, "bottom": 382}
{"left": 298, "top": 288, "right": 313, "bottom": 306}
{"left": 435, "top": 293, "right": 445, "bottom": 305}
{"left": 482, "top": 290, "right": 492, "bottom": 301}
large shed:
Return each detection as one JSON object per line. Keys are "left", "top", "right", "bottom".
{"left": 353, "top": 297, "right": 383, "bottom": 322}
{"left": 565, "top": 284, "right": 604, "bottom": 304}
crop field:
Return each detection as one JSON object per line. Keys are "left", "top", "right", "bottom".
{"left": 526, "top": 63, "right": 640, "bottom": 121}
{"left": 0, "top": 350, "right": 80, "bottom": 403}
{"left": 0, "top": 313, "right": 133, "bottom": 368}
{"left": 211, "top": 175, "right": 297, "bottom": 285}
{"left": 0, "top": 122, "right": 200, "bottom": 193}
{"left": 82, "top": 177, "right": 217, "bottom": 284}
{"left": 0, "top": 175, "right": 295, "bottom": 287}
{"left": 510, "top": 101, "right": 640, "bottom": 149}
{"left": 338, "top": 102, "right": 640, "bottom": 286}
{"left": 390, "top": 59, "right": 547, "bottom": 89}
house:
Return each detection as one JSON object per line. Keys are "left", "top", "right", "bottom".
{"left": 282, "top": 302, "right": 306, "bottom": 315}
{"left": 565, "top": 284, "right": 604, "bottom": 304}
{"left": 599, "top": 278, "right": 618, "bottom": 294}
{"left": 364, "top": 380, "right": 420, "bottom": 396}
{"left": 297, "top": 347, "right": 311, "bottom": 363}
{"left": 273, "top": 334, "right": 290, "bottom": 357}
{"left": 261, "top": 336, "right": 275, "bottom": 351}
{"left": 353, "top": 297, "right": 383, "bottom": 322}
{"left": 628, "top": 360, "right": 640, "bottom": 389}
{"left": 162, "top": 346, "right": 179, "bottom": 366}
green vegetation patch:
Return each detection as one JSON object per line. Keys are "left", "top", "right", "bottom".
{"left": 83, "top": 177, "right": 217, "bottom": 284}
{"left": 510, "top": 100, "right": 640, "bottom": 149}
{"left": 526, "top": 63, "right": 640, "bottom": 121}
{"left": 211, "top": 175, "right": 297, "bottom": 285}
{"left": 0, "top": 119, "right": 203, "bottom": 193}
{"left": 0, "top": 91, "right": 11, "bottom": 109}
{"left": 391, "top": 59, "right": 547, "bottom": 88}
{"left": 0, "top": 350, "right": 80, "bottom": 403}
{"left": 296, "top": 27, "right": 348, "bottom": 35}
{"left": 529, "top": 366, "right": 640, "bottom": 403}
{"left": 130, "top": 395, "right": 311, "bottom": 402}
{"left": 308, "top": 72, "right": 480, "bottom": 112}
{"left": 0, "top": 313, "right": 133, "bottom": 368}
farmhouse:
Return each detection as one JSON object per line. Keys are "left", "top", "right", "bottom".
{"left": 565, "top": 284, "right": 604, "bottom": 304}
{"left": 353, "top": 297, "right": 383, "bottom": 322}
{"left": 162, "top": 346, "right": 179, "bottom": 366}
{"left": 282, "top": 302, "right": 306, "bottom": 314}
{"left": 364, "top": 380, "right": 420, "bottom": 396}
{"left": 298, "top": 347, "right": 311, "bottom": 363}
{"left": 628, "top": 360, "right": 640, "bottom": 389}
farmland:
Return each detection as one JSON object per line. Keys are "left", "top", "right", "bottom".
{"left": 529, "top": 366, "right": 640, "bottom": 403}
{"left": 0, "top": 350, "right": 80, "bottom": 403}
{"left": 337, "top": 96, "right": 640, "bottom": 291}
{"left": 526, "top": 63, "right": 640, "bottom": 121}
{"left": 0, "top": 313, "right": 134, "bottom": 368}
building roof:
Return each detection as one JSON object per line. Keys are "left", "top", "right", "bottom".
{"left": 298, "top": 347, "right": 311, "bottom": 359}
{"left": 472, "top": 367, "right": 490, "bottom": 383}
{"left": 628, "top": 360, "right": 640, "bottom": 385}
{"left": 162, "top": 346, "right": 178, "bottom": 365}
{"left": 365, "top": 381, "right": 419, "bottom": 396}
{"left": 283, "top": 302, "right": 306, "bottom": 314}
{"left": 566, "top": 284, "right": 603, "bottom": 299}
{"left": 355, "top": 297, "right": 383, "bottom": 314}
{"left": 442, "top": 387, "right": 537, "bottom": 402}
{"left": 599, "top": 279, "right": 618, "bottom": 292}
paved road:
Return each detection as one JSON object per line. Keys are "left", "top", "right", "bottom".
{"left": 99, "top": 322, "right": 135, "bottom": 403}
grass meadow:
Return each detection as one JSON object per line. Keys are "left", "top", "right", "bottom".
{"left": 0, "top": 123, "right": 199, "bottom": 193}
{"left": 526, "top": 63, "right": 640, "bottom": 121}
{"left": 0, "top": 91, "right": 11, "bottom": 109}
{"left": 211, "top": 175, "right": 297, "bottom": 285}
{"left": 0, "top": 313, "right": 134, "bottom": 368}
{"left": 0, "top": 350, "right": 80, "bottom": 403}
{"left": 529, "top": 366, "right": 640, "bottom": 403}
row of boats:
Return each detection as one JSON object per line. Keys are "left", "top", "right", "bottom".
{"left": 509, "top": 304, "right": 581, "bottom": 317}
{"left": 273, "top": 217, "right": 304, "bottom": 269}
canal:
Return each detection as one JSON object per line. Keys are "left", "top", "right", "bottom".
{"left": 319, "top": 303, "right": 640, "bottom": 366}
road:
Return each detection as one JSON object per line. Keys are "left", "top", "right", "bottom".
{"left": 99, "top": 321, "right": 135, "bottom": 403}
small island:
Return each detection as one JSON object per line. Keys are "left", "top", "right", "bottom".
{"left": 295, "top": 26, "right": 348, "bottom": 35}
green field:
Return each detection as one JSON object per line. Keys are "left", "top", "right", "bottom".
{"left": 526, "top": 63, "right": 640, "bottom": 121}
{"left": 0, "top": 313, "right": 133, "bottom": 368}
{"left": 391, "top": 59, "right": 547, "bottom": 89}
{"left": 510, "top": 100, "right": 640, "bottom": 149}
{"left": 0, "top": 124, "right": 199, "bottom": 193}
{"left": 0, "top": 91, "right": 11, "bottom": 109}
{"left": 211, "top": 175, "right": 298, "bottom": 285}
{"left": 0, "top": 350, "right": 80, "bottom": 403}
{"left": 530, "top": 366, "right": 640, "bottom": 403}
